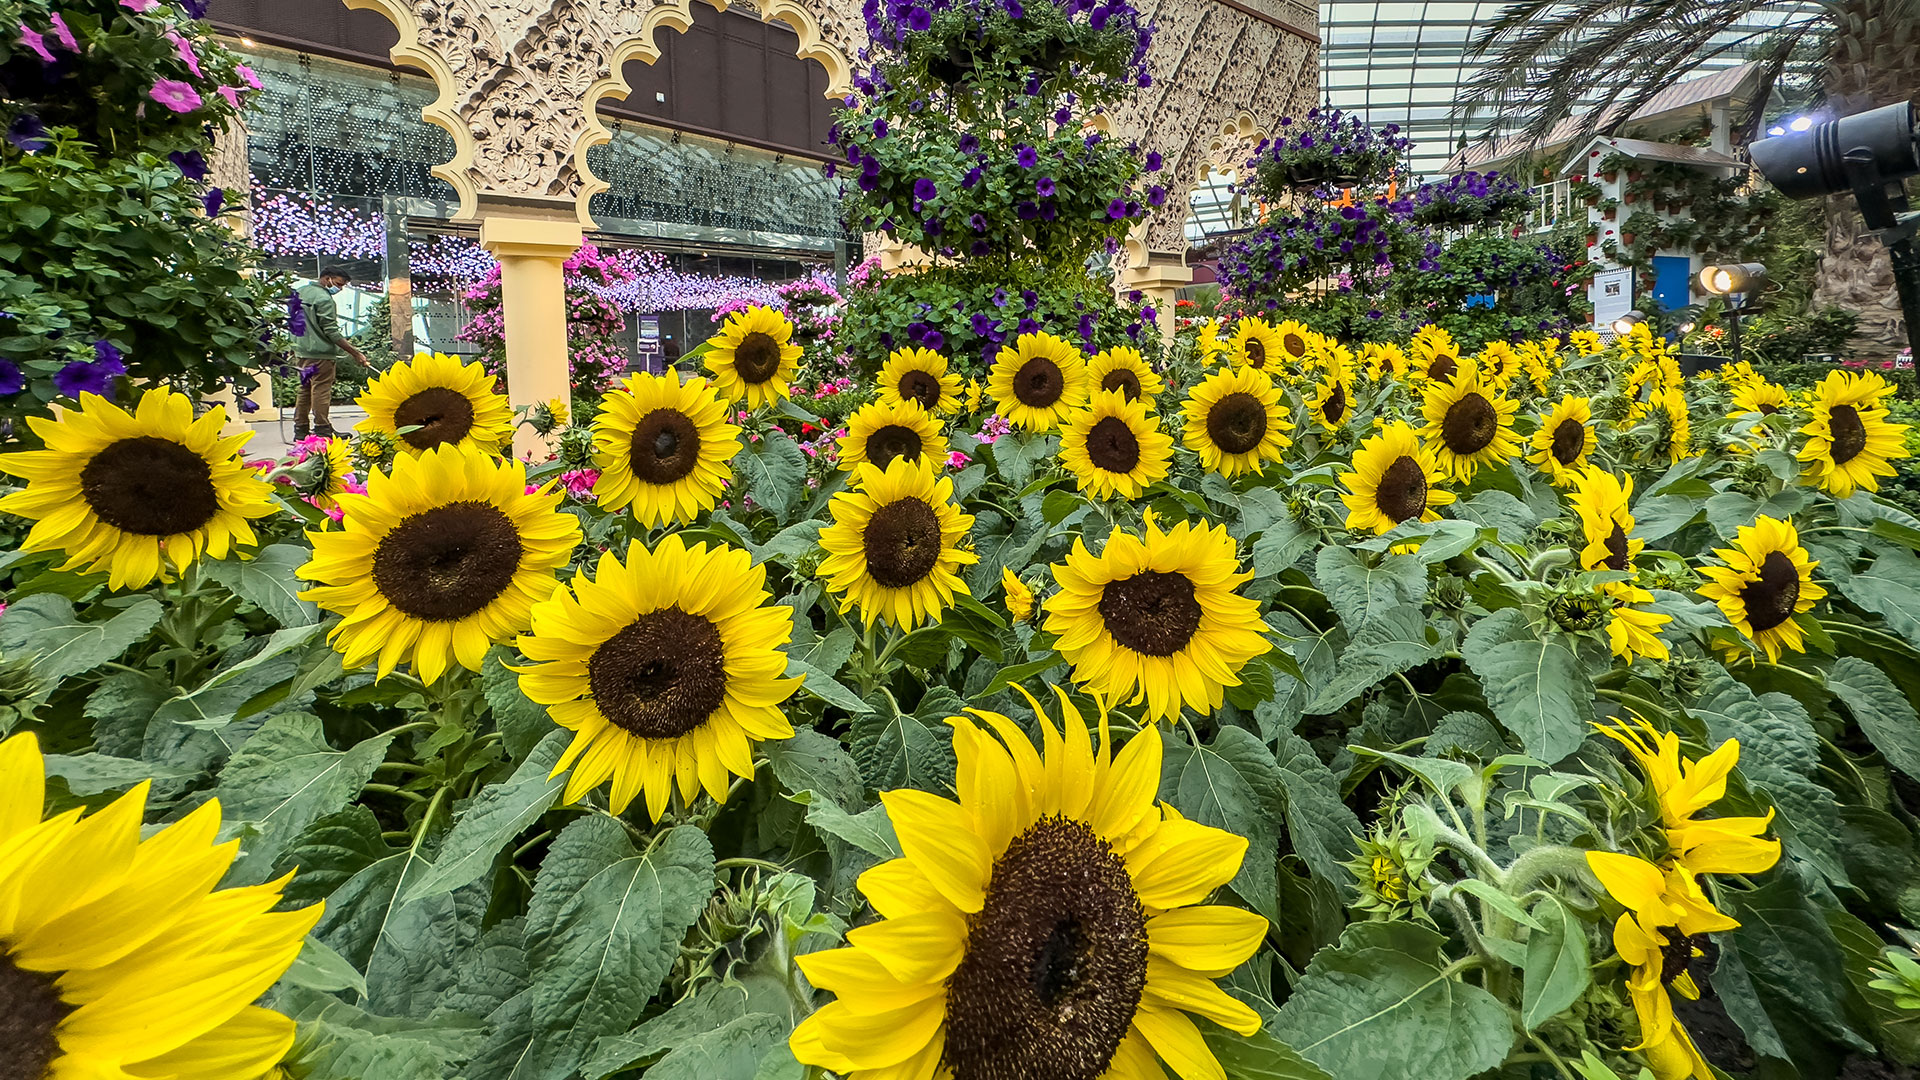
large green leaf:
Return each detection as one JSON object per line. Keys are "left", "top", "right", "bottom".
{"left": 1202, "top": 1024, "right": 1334, "bottom": 1080}
{"left": 1838, "top": 548, "right": 1920, "bottom": 650}
{"left": 42, "top": 752, "right": 193, "bottom": 795}
{"left": 765, "top": 726, "right": 866, "bottom": 810}
{"left": 732, "top": 430, "right": 808, "bottom": 522}
{"left": 156, "top": 624, "right": 323, "bottom": 730}
{"left": 1521, "top": 895, "right": 1590, "bottom": 1030}
{"left": 215, "top": 712, "right": 393, "bottom": 884}
{"left": 402, "top": 731, "right": 571, "bottom": 904}
{"left": 849, "top": 688, "right": 956, "bottom": 791}
{"left": 1314, "top": 546, "right": 1426, "bottom": 630}
{"left": 1305, "top": 606, "right": 1435, "bottom": 714}
{"left": 0, "top": 593, "right": 162, "bottom": 684}
{"left": 524, "top": 819, "right": 715, "bottom": 1079}
{"left": 1724, "top": 873, "right": 1874, "bottom": 1059}
{"left": 482, "top": 647, "right": 556, "bottom": 762}
{"left": 1826, "top": 656, "right": 1920, "bottom": 782}
{"left": 583, "top": 982, "right": 760, "bottom": 1075}
{"left": 1271, "top": 731, "right": 1363, "bottom": 890}
{"left": 204, "top": 543, "right": 320, "bottom": 626}
{"left": 1460, "top": 609, "right": 1591, "bottom": 765}
{"left": 1275, "top": 922, "right": 1511, "bottom": 1080}
{"left": 1162, "top": 725, "right": 1287, "bottom": 921}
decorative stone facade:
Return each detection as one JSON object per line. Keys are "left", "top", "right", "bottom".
{"left": 343, "top": 0, "right": 1318, "bottom": 258}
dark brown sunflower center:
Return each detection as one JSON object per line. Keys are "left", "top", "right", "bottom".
{"left": 1206, "top": 392, "right": 1268, "bottom": 455}
{"left": 1603, "top": 523, "right": 1631, "bottom": 572}
{"left": 1098, "top": 570, "right": 1202, "bottom": 656}
{"left": 1658, "top": 928, "right": 1703, "bottom": 985}
{"left": 0, "top": 945, "right": 71, "bottom": 1080}
{"left": 898, "top": 370, "right": 944, "bottom": 410}
{"left": 1014, "top": 358, "right": 1065, "bottom": 409}
{"left": 733, "top": 331, "right": 784, "bottom": 384}
{"left": 1085, "top": 417, "right": 1141, "bottom": 475}
{"left": 79, "top": 436, "right": 219, "bottom": 537}
{"left": 863, "top": 497, "right": 944, "bottom": 588}
{"left": 866, "top": 424, "right": 925, "bottom": 469}
{"left": 1757, "top": 402, "right": 1780, "bottom": 416}
{"left": 1429, "top": 356, "right": 1458, "bottom": 384}
{"left": 943, "top": 816, "right": 1148, "bottom": 1080}
{"left": 372, "top": 501, "right": 525, "bottom": 621}
{"left": 1099, "top": 369, "right": 1143, "bottom": 401}
{"left": 1828, "top": 404, "right": 1867, "bottom": 464}
{"left": 392, "top": 386, "right": 477, "bottom": 450}
{"left": 1282, "top": 332, "right": 1307, "bottom": 358}
{"left": 1376, "top": 456, "right": 1428, "bottom": 523}
{"left": 1322, "top": 383, "right": 1348, "bottom": 425}
{"left": 1551, "top": 417, "right": 1587, "bottom": 464}
{"left": 1741, "top": 550, "right": 1802, "bottom": 633}
{"left": 1440, "top": 393, "right": 1498, "bottom": 455}
{"left": 1243, "top": 340, "right": 1267, "bottom": 368}
{"left": 587, "top": 607, "right": 727, "bottom": 739}
{"left": 630, "top": 408, "right": 703, "bottom": 485}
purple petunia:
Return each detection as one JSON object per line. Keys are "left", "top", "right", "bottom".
{"left": 1017, "top": 317, "right": 1040, "bottom": 335}
{"left": 1004, "top": 0, "right": 1024, "bottom": 15}
{"left": 1014, "top": 144, "right": 1039, "bottom": 169}
{"left": 905, "top": 4, "right": 932, "bottom": 29}
{"left": 1145, "top": 151, "right": 1162, "bottom": 171}
{"left": 872, "top": 117, "right": 888, "bottom": 138}
{"left": 1078, "top": 313, "right": 1096, "bottom": 339}
{"left": 1054, "top": 107, "right": 1071, "bottom": 125}
{"left": 969, "top": 240, "right": 991, "bottom": 256}
{"left": 287, "top": 291, "right": 306, "bottom": 337}
{"left": 922, "top": 330, "right": 945, "bottom": 350}
{"left": 991, "top": 288, "right": 1008, "bottom": 308}
{"left": 1147, "top": 185, "right": 1166, "bottom": 207}
{"left": 1036, "top": 176, "right": 1056, "bottom": 197}
{"left": 55, "top": 349, "right": 125, "bottom": 399}
{"left": 969, "top": 213, "right": 987, "bottom": 232}
{"left": 1016, "top": 201, "right": 1039, "bottom": 220}
{"left": 169, "top": 149, "right": 208, "bottom": 181}
{"left": 0, "top": 359, "right": 23, "bottom": 396}
{"left": 913, "top": 177, "right": 938, "bottom": 202}
{"left": 958, "top": 133, "right": 979, "bottom": 154}
{"left": 962, "top": 166, "right": 982, "bottom": 188}
{"left": 94, "top": 340, "right": 122, "bottom": 366}
{"left": 1107, "top": 198, "right": 1127, "bottom": 219}
{"left": 6, "top": 114, "right": 49, "bottom": 152}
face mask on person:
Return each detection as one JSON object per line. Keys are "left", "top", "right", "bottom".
{"left": 325, "top": 284, "right": 342, "bottom": 294}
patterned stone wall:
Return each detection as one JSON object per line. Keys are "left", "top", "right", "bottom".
{"left": 343, "top": 0, "right": 1318, "bottom": 255}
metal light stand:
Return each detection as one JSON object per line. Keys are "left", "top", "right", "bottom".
{"left": 1842, "top": 149, "right": 1920, "bottom": 362}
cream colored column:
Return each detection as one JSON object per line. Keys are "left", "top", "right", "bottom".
{"left": 480, "top": 216, "right": 583, "bottom": 461}
{"left": 1118, "top": 262, "right": 1195, "bottom": 342}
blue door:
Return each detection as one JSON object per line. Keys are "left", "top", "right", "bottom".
{"left": 1651, "top": 256, "right": 1692, "bottom": 316}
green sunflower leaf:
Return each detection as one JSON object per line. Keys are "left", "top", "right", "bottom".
{"left": 402, "top": 730, "right": 572, "bottom": 905}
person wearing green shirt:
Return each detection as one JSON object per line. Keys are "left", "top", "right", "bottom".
{"left": 292, "top": 267, "right": 368, "bottom": 441}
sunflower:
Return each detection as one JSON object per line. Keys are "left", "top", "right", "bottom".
{"left": 788, "top": 687, "right": 1266, "bottom": 1080}
{"left": 1727, "top": 379, "right": 1789, "bottom": 420}
{"left": 818, "top": 455, "right": 977, "bottom": 629}
{"left": 301, "top": 437, "right": 357, "bottom": 513}
{"left": 1695, "top": 515, "right": 1827, "bottom": 663}
{"left": 1181, "top": 366, "right": 1292, "bottom": 478}
{"left": 1798, "top": 370, "right": 1910, "bottom": 498}
{"left": 1059, "top": 391, "right": 1174, "bottom": 501}
{"left": 299, "top": 444, "right": 582, "bottom": 682}
{"left": 706, "top": 305, "right": 803, "bottom": 408}
{"left": 1569, "top": 329, "right": 1605, "bottom": 356}
{"left": 1002, "top": 567, "right": 1036, "bottom": 624}
{"left": 1305, "top": 350, "right": 1357, "bottom": 432}
{"left": 1517, "top": 339, "right": 1559, "bottom": 394}
{"left": 591, "top": 372, "right": 741, "bottom": 528}
{"left": 1603, "top": 582, "right": 1673, "bottom": 664}
{"left": 355, "top": 351, "right": 514, "bottom": 455}
{"left": 1339, "top": 420, "right": 1456, "bottom": 535}
{"left": 1362, "top": 341, "right": 1408, "bottom": 381}
{"left": 1196, "top": 318, "right": 1228, "bottom": 366}
{"left": 878, "top": 347, "right": 965, "bottom": 416}
{"left": 1649, "top": 385, "right": 1692, "bottom": 463}
{"left": 1571, "top": 468, "right": 1642, "bottom": 573}
{"left": 1476, "top": 342, "right": 1520, "bottom": 391}
{"left": 1044, "top": 516, "right": 1271, "bottom": 723}
{"left": 1717, "top": 360, "right": 1763, "bottom": 389}
{"left": 1410, "top": 325, "right": 1462, "bottom": 383}
{"left": 0, "top": 389, "right": 275, "bottom": 590}
{"left": 1586, "top": 853, "right": 1743, "bottom": 1080}
{"left": 515, "top": 536, "right": 801, "bottom": 820}
{"left": 1416, "top": 367, "right": 1521, "bottom": 483}
{"left": 1086, "top": 345, "right": 1166, "bottom": 406}
{"left": 1529, "top": 395, "right": 1596, "bottom": 486}
{"left": 0, "top": 731, "right": 319, "bottom": 1080}
{"left": 1227, "top": 317, "right": 1285, "bottom": 374}
{"left": 1597, "top": 716, "right": 1782, "bottom": 878}
{"left": 1272, "top": 319, "right": 1317, "bottom": 367}
{"left": 839, "top": 399, "right": 950, "bottom": 473}
{"left": 988, "top": 332, "right": 1090, "bottom": 432}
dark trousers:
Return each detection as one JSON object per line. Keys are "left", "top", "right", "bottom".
{"left": 294, "top": 356, "right": 337, "bottom": 430}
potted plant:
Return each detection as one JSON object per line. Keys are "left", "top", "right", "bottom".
{"left": 1598, "top": 197, "right": 1620, "bottom": 221}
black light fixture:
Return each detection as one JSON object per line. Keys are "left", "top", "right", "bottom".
{"left": 1698, "top": 261, "right": 1769, "bottom": 364}
{"left": 1749, "top": 101, "right": 1920, "bottom": 360}
{"left": 1611, "top": 309, "right": 1646, "bottom": 336}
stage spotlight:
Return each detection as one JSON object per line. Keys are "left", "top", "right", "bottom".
{"left": 1611, "top": 309, "right": 1645, "bottom": 335}
{"left": 1699, "top": 262, "right": 1767, "bottom": 296}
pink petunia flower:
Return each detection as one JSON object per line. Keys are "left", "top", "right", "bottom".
{"left": 149, "top": 79, "right": 203, "bottom": 113}
{"left": 47, "top": 13, "right": 77, "bottom": 51}
{"left": 120, "top": 0, "right": 159, "bottom": 11}
{"left": 235, "top": 63, "right": 262, "bottom": 90}
{"left": 946, "top": 450, "right": 972, "bottom": 469}
{"left": 16, "top": 24, "right": 54, "bottom": 63}
{"left": 166, "top": 31, "right": 203, "bottom": 78}
{"left": 217, "top": 85, "right": 241, "bottom": 110}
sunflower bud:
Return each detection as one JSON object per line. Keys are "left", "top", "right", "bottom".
{"left": 1549, "top": 590, "right": 1608, "bottom": 632}
{"left": 1428, "top": 574, "right": 1469, "bottom": 612}
{"left": 351, "top": 429, "right": 399, "bottom": 475}
{"left": 1345, "top": 821, "right": 1436, "bottom": 921}
{"left": 0, "top": 651, "right": 45, "bottom": 727}
{"left": 1591, "top": 393, "right": 1633, "bottom": 425}
{"left": 673, "top": 870, "right": 825, "bottom": 1001}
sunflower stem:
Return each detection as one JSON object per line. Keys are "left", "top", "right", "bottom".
{"left": 715, "top": 857, "right": 789, "bottom": 874}
{"left": 1528, "top": 1035, "right": 1579, "bottom": 1080}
